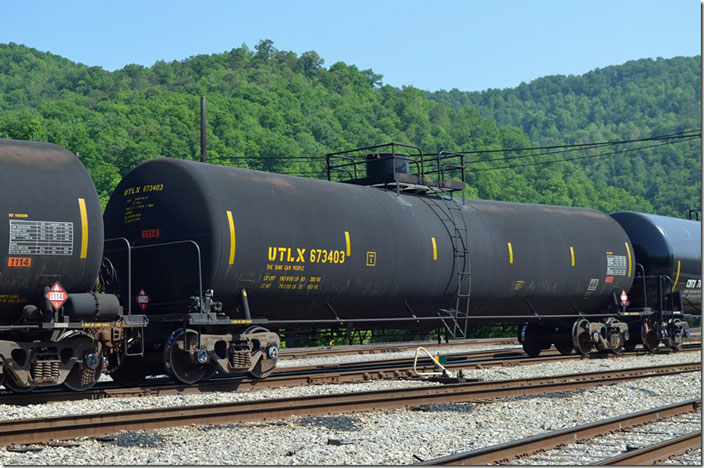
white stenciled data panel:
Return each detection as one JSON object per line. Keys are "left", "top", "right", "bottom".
{"left": 8, "top": 220, "right": 74, "bottom": 256}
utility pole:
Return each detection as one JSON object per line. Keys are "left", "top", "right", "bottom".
{"left": 200, "top": 96, "right": 207, "bottom": 163}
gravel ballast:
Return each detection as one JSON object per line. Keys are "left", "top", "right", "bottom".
{"left": 0, "top": 350, "right": 700, "bottom": 465}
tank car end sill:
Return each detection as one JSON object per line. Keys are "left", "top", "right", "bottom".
{"left": 0, "top": 315, "right": 149, "bottom": 331}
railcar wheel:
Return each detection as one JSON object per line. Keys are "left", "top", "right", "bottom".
{"left": 668, "top": 319, "right": 684, "bottom": 351}
{"left": 519, "top": 324, "right": 542, "bottom": 358}
{"left": 572, "top": 319, "right": 592, "bottom": 355}
{"left": 669, "top": 342, "right": 683, "bottom": 352}
{"left": 108, "top": 355, "right": 149, "bottom": 386}
{"left": 623, "top": 326, "right": 639, "bottom": 352}
{"left": 63, "top": 336, "right": 104, "bottom": 391}
{"left": 554, "top": 340, "right": 574, "bottom": 356}
{"left": 3, "top": 377, "right": 36, "bottom": 393}
{"left": 243, "top": 326, "right": 278, "bottom": 379}
{"left": 164, "top": 329, "right": 214, "bottom": 385}
{"left": 609, "top": 334, "right": 625, "bottom": 355}
{"left": 249, "top": 353, "right": 277, "bottom": 379}
{"left": 242, "top": 325, "right": 270, "bottom": 335}
{"left": 641, "top": 323, "right": 660, "bottom": 353}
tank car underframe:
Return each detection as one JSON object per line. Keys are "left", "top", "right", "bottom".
{"left": 0, "top": 277, "right": 147, "bottom": 391}
{"left": 516, "top": 271, "right": 691, "bottom": 357}
{"left": 0, "top": 316, "right": 146, "bottom": 391}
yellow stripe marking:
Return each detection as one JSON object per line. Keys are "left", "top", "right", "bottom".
{"left": 78, "top": 198, "right": 88, "bottom": 259}
{"left": 345, "top": 231, "right": 351, "bottom": 256}
{"left": 507, "top": 242, "right": 513, "bottom": 264}
{"left": 570, "top": 246, "right": 575, "bottom": 267}
{"left": 431, "top": 237, "right": 437, "bottom": 260}
{"left": 226, "top": 210, "right": 236, "bottom": 265}
{"left": 625, "top": 242, "right": 632, "bottom": 277}
{"left": 672, "top": 260, "right": 681, "bottom": 292}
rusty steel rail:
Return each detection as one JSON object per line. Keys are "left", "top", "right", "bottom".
{"left": 269, "top": 341, "right": 699, "bottom": 374}
{"left": 281, "top": 346, "right": 523, "bottom": 371}
{"left": 278, "top": 337, "right": 519, "bottom": 360}
{"left": 0, "top": 363, "right": 699, "bottom": 447}
{"left": 279, "top": 331, "right": 700, "bottom": 360}
{"left": 0, "top": 344, "right": 700, "bottom": 406}
{"left": 595, "top": 430, "right": 702, "bottom": 465}
{"left": 418, "top": 399, "right": 702, "bottom": 465}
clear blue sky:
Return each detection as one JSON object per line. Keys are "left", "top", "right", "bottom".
{"left": 2, "top": 0, "right": 700, "bottom": 91}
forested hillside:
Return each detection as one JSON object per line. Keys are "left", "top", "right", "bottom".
{"left": 431, "top": 57, "right": 702, "bottom": 217}
{"left": 0, "top": 42, "right": 698, "bottom": 216}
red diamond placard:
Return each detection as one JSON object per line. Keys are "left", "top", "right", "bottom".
{"left": 136, "top": 289, "right": 150, "bottom": 311}
{"left": 620, "top": 290, "right": 629, "bottom": 303}
{"left": 46, "top": 282, "right": 68, "bottom": 310}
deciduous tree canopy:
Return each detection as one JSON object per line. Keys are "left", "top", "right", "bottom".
{"left": 0, "top": 42, "right": 699, "bottom": 216}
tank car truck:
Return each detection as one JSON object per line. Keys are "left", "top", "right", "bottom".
{"left": 0, "top": 140, "right": 146, "bottom": 392}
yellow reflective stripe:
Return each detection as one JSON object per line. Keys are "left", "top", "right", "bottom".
{"left": 345, "top": 231, "right": 351, "bottom": 256}
{"left": 226, "top": 210, "right": 236, "bottom": 265}
{"left": 672, "top": 260, "right": 681, "bottom": 292}
{"left": 570, "top": 246, "right": 575, "bottom": 267}
{"left": 431, "top": 237, "right": 437, "bottom": 261}
{"left": 78, "top": 198, "right": 88, "bottom": 259}
{"left": 625, "top": 242, "right": 632, "bottom": 277}
{"left": 507, "top": 242, "right": 513, "bottom": 264}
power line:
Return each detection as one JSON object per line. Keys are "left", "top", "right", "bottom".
{"left": 430, "top": 129, "right": 700, "bottom": 157}
{"left": 208, "top": 130, "right": 700, "bottom": 179}
{"left": 472, "top": 136, "right": 701, "bottom": 172}
{"left": 463, "top": 132, "right": 700, "bottom": 166}
{"left": 209, "top": 130, "right": 700, "bottom": 163}
{"left": 211, "top": 155, "right": 325, "bottom": 162}
{"left": 282, "top": 136, "right": 699, "bottom": 177}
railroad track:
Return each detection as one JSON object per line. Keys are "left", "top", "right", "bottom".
{"left": 1, "top": 344, "right": 699, "bottom": 406}
{"left": 278, "top": 330, "right": 701, "bottom": 359}
{"left": 278, "top": 336, "right": 520, "bottom": 360}
{"left": 418, "top": 399, "right": 702, "bottom": 465}
{"left": 595, "top": 430, "right": 702, "bottom": 465}
{"left": 0, "top": 363, "right": 699, "bottom": 448}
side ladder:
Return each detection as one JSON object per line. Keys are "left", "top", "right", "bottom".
{"left": 426, "top": 198, "right": 472, "bottom": 339}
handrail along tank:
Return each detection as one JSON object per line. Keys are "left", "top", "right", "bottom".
{"left": 104, "top": 158, "right": 635, "bottom": 366}
{"left": 0, "top": 140, "right": 129, "bottom": 392}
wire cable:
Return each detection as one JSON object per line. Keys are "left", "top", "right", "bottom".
{"left": 209, "top": 130, "right": 700, "bottom": 163}
{"left": 472, "top": 136, "right": 701, "bottom": 172}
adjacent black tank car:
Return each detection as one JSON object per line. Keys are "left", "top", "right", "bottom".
{"left": 100, "top": 143, "right": 694, "bottom": 383}
{"left": 610, "top": 211, "right": 701, "bottom": 352}
{"left": 611, "top": 211, "right": 702, "bottom": 311}
{"left": 0, "top": 140, "right": 144, "bottom": 392}
{"left": 0, "top": 141, "right": 104, "bottom": 314}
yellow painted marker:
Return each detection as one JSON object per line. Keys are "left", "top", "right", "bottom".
{"left": 226, "top": 210, "right": 236, "bottom": 264}
{"left": 431, "top": 237, "right": 437, "bottom": 260}
{"left": 78, "top": 198, "right": 88, "bottom": 259}
{"left": 570, "top": 246, "right": 575, "bottom": 267}
{"left": 672, "top": 260, "right": 681, "bottom": 291}
{"left": 625, "top": 242, "right": 632, "bottom": 277}
{"left": 345, "top": 231, "right": 351, "bottom": 256}
{"left": 507, "top": 242, "right": 513, "bottom": 264}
